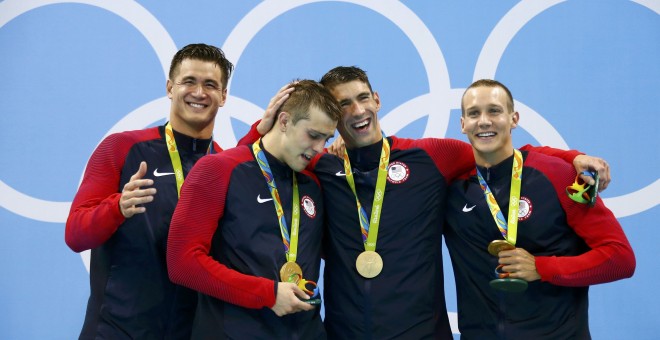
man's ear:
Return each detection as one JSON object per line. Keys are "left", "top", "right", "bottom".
{"left": 460, "top": 116, "right": 466, "bottom": 134}
{"left": 166, "top": 79, "right": 173, "bottom": 99}
{"left": 373, "top": 91, "right": 382, "bottom": 111}
{"left": 219, "top": 88, "right": 227, "bottom": 108}
{"left": 278, "top": 111, "right": 290, "bottom": 132}
{"left": 511, "top": 111, "right": 520, "bottom": 130}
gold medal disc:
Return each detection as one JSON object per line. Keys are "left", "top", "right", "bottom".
{"left": 280, "top": 261, "right": 303, "bottom": 283}
{"left": 356, "top": 250, "right": 383, "bottom": 278}
{"left": 488, "top": 240, "right": 515, "bottom": 256}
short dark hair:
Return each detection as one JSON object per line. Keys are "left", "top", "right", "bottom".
{"left": 320, "top": 66, "right": 374, "bottom": 93}
{"left": 168, "top": 43, "right": 234, "bottom": 88}
{"left": 280, "top": 80, "right": 342, "bottom": 124}
{"left": 461, "top": 79, "right": 514, "bottom": 115}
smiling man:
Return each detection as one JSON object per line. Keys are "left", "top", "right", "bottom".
{"left": 444, "top": 79, "right": 635, "bottom": 339}
{"left": 65, "top": 44, "right": 233, "bottom": 339}
{"left": 167, "top": 80, "right": 341, "bottom": 339}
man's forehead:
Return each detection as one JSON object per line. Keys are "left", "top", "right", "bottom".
{"left": 304, "top": 109, "right": 337, "bottom": 134}
{"left": 174, "top": 59, "right": 222, "bottom": 76}
{"left": 465, "top": 86, "right": 507, "bottom": 103}
{"left": 332, "top": 80, "right": 370, "bottom": 96}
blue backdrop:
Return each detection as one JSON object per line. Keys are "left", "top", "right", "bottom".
{"left": 1, "top": 1, "right": 658, "bottom": 339}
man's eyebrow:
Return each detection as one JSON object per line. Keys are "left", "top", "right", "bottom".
{"left": 308, "top": 128, "right": 334, "bottom": 138}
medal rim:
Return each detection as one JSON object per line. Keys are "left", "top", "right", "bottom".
{"left": 355, "top": 250, "right": 383, "bottom": 279}
{"left": 488, "top": 239, "right": 515, "bottom": 256}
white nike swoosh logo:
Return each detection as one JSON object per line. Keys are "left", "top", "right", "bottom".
{"left": 257, "top": 194, "right": 273, "bottom": 203}
{"left": 335, "top": 171, "right": 347, "bottom": 176}
{"left": 153, "top": 168, "right": 175, "bottom": 177}
{"left": 462, "top": 204, "right": 476, "bottom": 212}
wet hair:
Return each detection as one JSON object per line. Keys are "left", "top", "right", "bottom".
{"left": 320, "top": 66, "right": 374, "bottom": 93}
{"left": 280, "top": 80, "right": 342, "bottom": 124}
{"left": 461, "top": 79, "right": 514, "bottom": 115}
{"left": 168, "top": 43, "right": 234, "bottom": 88}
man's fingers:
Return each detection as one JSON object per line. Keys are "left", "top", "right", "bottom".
{"left": 498, "top": 249, "right": 534, "bottom": 263}
{"left": 257, "top": 84, "right": 296, "bottom": 135}
{"left": 121, "top": 191, "right": 156, "bottom": 206}
{"left": 597, "top": 163, "right": 611, "bottom": 191}
{"left": 579, "top": 172, "right": 596, "bottom": 186}
{"left": 270, "top": 85, "right": 295, "bottom": 106}
{"left": 130, "top": 161, "right": 148, "bottom": 181}
{"left": 574, "top": 155, "right": 611, "bottom": 192}
{"left": 123, "top": 179, "right": 154, "bottom": 192}
{"left": 120, "top": 175, "right": 156, "bottom": 218}
{"left": 327, "top": 136, "right": 345, "bottom": 157}
{"left": 270, "top": 282, "right": 315, "bottom": 316}
{"left": 291, "top": 285, "right": 311, "bottom": 301}
{"left": 497, "top": 248, "right": 540, "bottom": 281}
{"left": 121, "top": 206, "right": 146, "bottom": 217}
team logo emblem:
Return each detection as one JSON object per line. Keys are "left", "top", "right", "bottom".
{"left": 301, "top": 195, "right": 316, "bottom": 218}
{"left": 518, "top": 196, "right": 532, "bottom": 221}
{"left": 387, "top": 161, "right": 410, "bottom": 184}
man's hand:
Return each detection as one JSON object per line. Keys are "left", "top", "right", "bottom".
{"left": 270, "top": 282, "right": 315, "bottom": 316}
{"left": 256, "top": 83, "right": 296, "bottom": 135}
{"left": 573, "top": 155, "right": 611, "bottom": 191}
{"left": 498, "top": 248, "right": 541, "bottom": 282}
{"left": 327, "top": 135, "right": 346, "bottom": 157}
{"left": 119, "top": 161, "right": 157, "bottom": 218}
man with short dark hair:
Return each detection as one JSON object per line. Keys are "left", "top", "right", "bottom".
{"left": 65, "top": 43, "right": 233, "bottom": 339}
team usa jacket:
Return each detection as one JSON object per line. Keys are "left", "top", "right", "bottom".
{"left": 312, "top": 136, "right": 471, "bottom": 340}
{"left": 239, "top": 122, "right": 580, "bottom": 340}
{"left": 65, "top": 125, "right": 220, "bottom": 339}
{"left": 444, "top": 151, "right": 635, "bottom": 339}
{"left": 167, "top": 143, "right": 326, "bottom": 339}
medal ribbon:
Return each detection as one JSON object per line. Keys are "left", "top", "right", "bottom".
{"left": 252, "top": 139, "right": 300, "bottom": 263}
{"left": 476, "top": 149, "right": 523, "bottom": 245}
{"left": 164, "top": 122, "right": 213, "bottom": 197}
{"left": 342, "top": 137, "right": 390, "bottom": 252}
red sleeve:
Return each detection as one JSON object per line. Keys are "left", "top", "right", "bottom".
{"left": 519, "top": 144, "right": 582, "bottom": 164}
{"left": 531, "top": 153, "right": 636, "bottom": 286}
{"left": 167, "top": 150, "right": 276, "bottom": 309}
{"left": 64, "top": 130, "right": 155, "bottom": 252}
{"left": 237, "top": 120, "right": 263, "bottom": 146}
{"left": 402, "top": 137, "right": 475, "bottom": 183}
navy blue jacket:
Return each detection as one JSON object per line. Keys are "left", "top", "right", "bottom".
{"left": 312, "top": 136, "right": 474, "bottom": 340}
{"left": 444, "top": 151, "right": 635, "bottom": 339}
{"left": 67, "top": 125, "right": 218, "bottom": 339}
{"left": 168, "top": 144, "right": 326, "bottom": 339}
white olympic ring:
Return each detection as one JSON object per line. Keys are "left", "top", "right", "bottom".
{"left": 3, "top": 0, "right": 656, "bottom": 221}
{"left": 0, "top": 0, "right": 177, "bottom": 225}
{"left": 217, "top": 0, "right": 451, "bottom": 147}
{"left": 472, "top": 0, "right": 660, "bottom": 217}
{"left": 0, "top": 0, "right": 177, "bottom": 271}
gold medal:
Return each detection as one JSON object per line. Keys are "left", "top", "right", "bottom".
{"left": 355, "top": 250, "right": 383, "bottom": 278}
{"left": 487, "top": 239, "right": 515, "bottom": 256}
{"left": 280, "top": 261, "right": 303, "bottom": 283}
